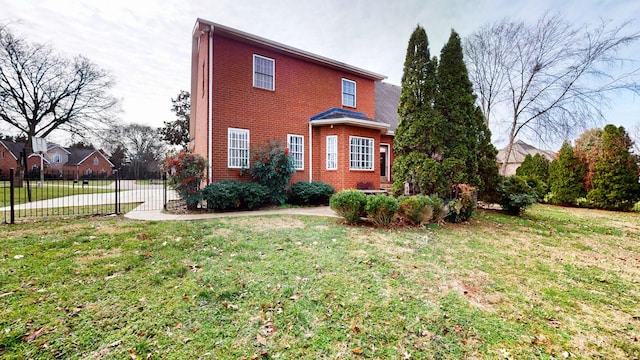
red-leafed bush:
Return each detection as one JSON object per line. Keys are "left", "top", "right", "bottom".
{"left": 165, "top": 152, "right": 207, "bottom": 210}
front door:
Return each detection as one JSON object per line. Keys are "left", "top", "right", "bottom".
{"left": 380, "top": 145, "right": 390, "bottom": 183}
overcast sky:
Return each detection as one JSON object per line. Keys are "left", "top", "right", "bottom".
{"left": 2, "top": 0, "right": 639, "bottom": 149}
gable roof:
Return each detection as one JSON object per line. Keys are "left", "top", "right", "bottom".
{"left": 0, "top": 140, "right": 25, "bottom": 160}
{"left": 375, "top": 82, "right": 401, "bottom": 133}
{"left": 66, "top": 148, "right": 114, "bottom": 167}
{"left": 496, "top": 140, "right": 556, "bottom": 163}
{"left": 194, "top": 19, "right": 386, "bottom": 81}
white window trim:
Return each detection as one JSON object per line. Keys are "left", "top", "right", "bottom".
{"left": 93, "top": 157, "right": 99, "bottom": 165}
{"left": 349, "top": 136, "right": 374, "bottom": 171}
{"left": 287, "top": 134, "right": 304, "bottom": 170}
{"left": 342, "top": 78, "right": 356, "bottom": 107}
{"left": 227, "top": 128, "right": 250, "bottom": 169}
{"left": 326, "top": 135, "right": 338, "bottom": 170}
{"left": 53, "top": 154, "right": 61, "bottom": 163}
{"left": 253, "top": 54, "right": 275, "bottom": 91}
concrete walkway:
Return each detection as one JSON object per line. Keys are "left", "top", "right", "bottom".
{"left": 124, "top": 205, "right": 339, "bottom": 221}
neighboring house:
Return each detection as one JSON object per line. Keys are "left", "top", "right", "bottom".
{"left": 189, "top": 19, "right": 400, "bottom": 191}
{"left": 496, "top": 140, "right": 556, "bottom": 176}
{"left": 0, "top": 141, "right": 114, "bottom": 179}
{"left": 0, "top": 141, "right": 25, "bottom": 179}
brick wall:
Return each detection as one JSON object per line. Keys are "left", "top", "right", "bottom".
{"left": 0, "top": 145, "right": 18, "bottom": 179}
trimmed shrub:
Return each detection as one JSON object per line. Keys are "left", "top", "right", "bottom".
{"left": 330, "top": 189, "right": 367, "bottom": 224}
{"left": 165, "top": 152, "right": 207, "bottom": 210}
{"left": 633, "top": 200, "right": 640, "bottom": 212}
{"left": 445, "top": 184, "right": 476, "bottom": 223}
{"left": 365, "top": 194, "right": 399, "bottom": 227}
{"left": 497, "top": 176, "right": 537, "bottom": 216}
{"left": 397, "top": 195, "right": 434, "bottom": 225}
{"left": 424, "top": 195, "right": 446, "bottom": 223}
{"left": 289, "top": 181, "right": 335, "bottom": 205}
{"left": 202, "top": 180, "right": 270, "bottom": 211}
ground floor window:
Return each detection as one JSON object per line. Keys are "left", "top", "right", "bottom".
{"left": 228, "top": 128, "right": 250, "bottom": 168}
{"left": 287, "top": 134, "right": 304, "bottom": 170}
{"left": 349, "top": 136, "right": 374, "bottom": 170}
{"left": 326, "top": 135, "right": 337, "bottom": 170}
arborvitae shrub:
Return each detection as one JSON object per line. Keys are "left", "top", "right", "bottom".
{"left": 329, "top": 190, "right": 367, "bottom": 224}
{"left": 365, "top": 194, "right": 399, "bottom": 227}
{"left": 289, "top": 182, "right": 335, "bottom": 205}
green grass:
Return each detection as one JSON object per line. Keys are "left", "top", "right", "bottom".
{"left": 1, "top": 202, "right": 140, "bottom": 223}
{"left": 0, "top": 204, "right": 638, "bottom": 359}
{"left": 0, "top": 183, "right": 114, "bottom": 206}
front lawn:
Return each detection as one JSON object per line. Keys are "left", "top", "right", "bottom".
{"left": 0, "top": 182, "right": 114, "bottom": 207}
{"left": 1, "top": 205, "right": 638, "bottom": 359}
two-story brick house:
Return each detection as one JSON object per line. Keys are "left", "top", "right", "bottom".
{"left": 189, "top": 19, "right": 400, "bottom": 191}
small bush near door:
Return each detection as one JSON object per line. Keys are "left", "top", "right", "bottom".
{"left": 329, "top": 189, "right": 367, "bottom": 224}
{"left": 365, "top": 194, "right": 399, "bottom": 227}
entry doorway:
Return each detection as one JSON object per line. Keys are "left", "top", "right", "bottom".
{"left": 380, "top": 144, "right": 390, "bottom": 183}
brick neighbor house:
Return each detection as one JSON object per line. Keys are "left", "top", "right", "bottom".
{"left": 189, "top": 19, "right": 400, "bottom": 192}
{"left": 0, "top": 140, "right": 113, "bottom": 180}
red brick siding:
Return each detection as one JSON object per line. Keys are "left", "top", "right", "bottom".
{"left": 202, "top": 33, "right": 376, "bottom": 185}
{"left": 70, "top": 153, "right": 113, "bottom": 178}
{"left": 0, "top": 144, "right": 19, "bottom": 178}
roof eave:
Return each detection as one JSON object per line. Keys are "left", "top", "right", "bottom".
{"left": 195, "top": 18, "right": 386, "bottom": 81}
{"left": 311, "top": 117, "right": 390, "bottom": 134}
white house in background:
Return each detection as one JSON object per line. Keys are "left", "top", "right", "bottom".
{"left": 497, "top": 140, "right": 556, "bottom": 176}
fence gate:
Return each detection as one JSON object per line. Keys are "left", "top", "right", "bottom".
{"left": 1, "top": 168, "right": 175, "bottom": 224}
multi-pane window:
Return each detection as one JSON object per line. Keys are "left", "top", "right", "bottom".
{"left": 326, "top": 135, "right": 337, "bottom": 170}
{"left": 349, "top": 136, "right": 374, "bottom": 170}
{"left": 342, "top": 78, "right": 356, "bottom": 107}
{"left": 53, "top": 154, "right": 61, "bottom": 163}
{"left": 253, "top": 54, "right": 275, "bottom": 90}
{"left": 228, "top": 128, "right": 250, "bottom": 168}
{"left": 93, "top": 157, "right": 99, "bottom": 165}
{"left": 287, "top": 134, "right": 304, "bottom": 170}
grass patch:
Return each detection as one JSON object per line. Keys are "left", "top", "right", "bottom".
{"left": 0, "top": 183, "right": 114, "bottom": 206}
{"left": 1, "top": 203, "right": 140, "bottom": 223}
{"left": 0, "top": 204, "right": 638, "bottom": 359}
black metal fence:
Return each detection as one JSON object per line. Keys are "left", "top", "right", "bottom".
{"left": 1, "top": 169, "right": 179, "bottom": 224}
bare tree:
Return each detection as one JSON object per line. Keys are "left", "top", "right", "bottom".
{"left": 0, "top": 24, "right": 118, "bottom": 152}
{"left": 102, "top": 123, "right": 167, "bottom": 178}
{"left": 464, "top": 13, "right": 640, "bottom": 173}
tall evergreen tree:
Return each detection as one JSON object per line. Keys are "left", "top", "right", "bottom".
{"left": 435, "top": 30, "right": 499, "bottom": 198}
{"left": 393, "top": 25, "right": 447, "bottom": 196}
{"left": 548, "top": 141, "right": 586, "bottom": 205}
{"left": 587, "top": 125, "right": 640, "bottom": 211}
{"left": 516, "top": 153, "right": 550, "bottom": 181}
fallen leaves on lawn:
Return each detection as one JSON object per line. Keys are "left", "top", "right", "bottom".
{"left": 352, "top": 348, "right": 364, "bottom": 355}
{"left": 23, "top": 327, "right": 45, "bottom": 343}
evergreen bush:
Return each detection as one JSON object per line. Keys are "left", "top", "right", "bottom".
{"left": 365, "top": 194, "right": 399, "bottom": 227}
{"left": 548, "top": 141, "right": 586, "bottom": 206}
{"left": 329, "top": 189, "right": 367, "bottom": 224}
{"left": 202, "top": 180, "right": 270, "bottom": 211}
{"left": 397, "top": 195, "right": 434, "bottom": 225}
{"left": 497, "top": 176, "right": 538, "bottom": 216}
{"left": 289, "top": 181, "right": 335, "bottom": 205}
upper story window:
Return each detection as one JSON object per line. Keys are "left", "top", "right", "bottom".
{"left": 53, "top": 154, "right": 61, "bottom": 163}
{"left": 228, "top": 128, "right": 250, "bottom": 168}
{"left": 93, "top": 157, "right": 99, "bottom": 165}
{"left": 287, "top": 134, "right": 304, "bottom": 170}
{"left": 253, "top": 54, "right": 275, "bottom": 91}
{"left": 326, "top": 135, "right": 337, "bottom": 170}
{"left": 342, "top": 78, "right": 356, "bottom": 107}
{"left": 350, "top": 136, "right": 374, "bottom": 170}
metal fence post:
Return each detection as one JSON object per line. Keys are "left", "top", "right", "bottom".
{"left": 115, "top": 169, "right": 120, "bottom": 214}
{"left": 163, "top": 172, "right": 167, "bottom": 211}
{"left": 9, "top": 168, "right": 15, "bottom": 224}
